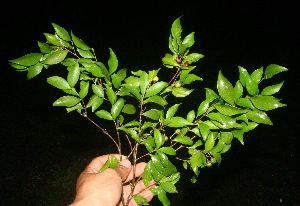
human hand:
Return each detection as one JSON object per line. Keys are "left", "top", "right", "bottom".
{"left": 70, "top": 154, "right": 154, "bottom": 206}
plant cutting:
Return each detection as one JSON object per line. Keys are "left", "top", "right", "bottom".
{"left": 9, "top": 16, "right": 288, "bottom": 206}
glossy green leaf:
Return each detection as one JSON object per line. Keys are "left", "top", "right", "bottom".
{"left": 264, "top": 64, "right": 288, "bottom": 79}
{"left": 171, "top": 16, "right": 182, "bottom": 40}
{"left": 217, "top": 71, "right": 235, "bottom": 105}
{"left": 154, "top": 129, "right": 165, "bottom": 149}
{"left": 66, "top": 102, "right": 83, "bottom": 113}
{"left": 158, "top": 147, "right": 176, "bottom": 155}
{"left": 43, "top": 49, "right": 68, "bottom": 65}
{"left": 250, "top": 96, "right": 286, "bottom": 111}
{"left": 79, "top": 81, "right": 89, "bottom": 99}
{"left": 173, "top": 136, "right": 193, "bottom": 145}
{"left": 144, "top": 95, "right": 168, "bottom": 106}
{"left": 182, "top": 32, "right": 195, "bottom": 47}
{"left": 111, "top": 68, "right": 126, "bottom": 89}
{"left": 92, "top": 84, "right": 104, "bottom": 98}
{"left": 172, "top": 87, "right": 193, "bottom": 97}
{"left": 238, "top": 66, "right": 249, "bottom": 87}
{"left": 245, "top": 75, "right": 259, "bottom": 96}
{"left": 143, "top": 109, "right": 161, "bottom": 120}
{"left": 71, "top": 31, "right": 90, "bottom": 50}
{"left": 221, "top": 132, "right": 233, "bottom": 145}
{"left": 236, "top": 98, "right": 254, "bottom": 109}
{"left": 86, "top": 95, "right": 103, "bottom": 112}
{"left": 52, "top": 23, "right": 71, "bottom": 41}
{"left": 145, "top": 82, "right": 168, "bottom": 98}
{"left": 134, "top": 196, "right": 149, "bottom": 205}
{"left": 47, "top": 76, "right": 71, "bottom": 90}
{"left": 53, "top": 95, "right": 80, "bottom": 107}
{"left": 105, "top": 84, "right": 117, "bottom": 105}
{"left": 184, "top": 53, "right": 204, "bottom": 64}
{"left": 44, "top": 33, "right": 62, "bottom": 46}
{"left": 157, "top": 152, "right": 177, "bottom": 174}
{"left": 182, "top": 74, "right": 203, "bottom": 84}
{"left": 234, "top": 80, "right": 243, "bottom": 101}
{"left": 246, "top": 110, "right": 273, "bottom": 125}
{"left": 197, "top": 100, "right": 209, "bottom": 117}
{"left": 161, "top": 182, "right": 178, "bottom": 193}
{"left": 63, "top": 88, "right": 79, "bottom": 96}
{"left": 9, "top": 53, "right": 42, "bottom": 66}
{"left": 205, "top": 88, "right": 219, "bottom": 103}
{"left": 95, "top": 110, "right": 113, "bottom": 121}
{"left": 166, "top": 117, "right": 193, "bottom": 127}
{"left": 261, "top": 81, "right": 284, "bottom": 95}
{"left": 214, "top": 104, "right": 248, "bottom": 116}
{"left": 27, "top": 63, "right": 43, "bottom": 79}
{"left": 108, "top": 48, "right": 118, "bottom": 74}
{"left": 122, "top": 104, "right": 136, "bottom": 114}
{"left": 205, "top": 132, "right": 216, "bottom": 151}
{"left": 67, "top": 62, "right": 80, "bottom": 88}
{"left": 162, "top": 53, "right": 178, "bottom": 68}
{"left": 251, "top": 67, "right": 263, "bottom": 83}
{"left": 207, "top": 112, "right": 239, "bottom": 129}
{"left": 187, "top": 110, "right": 195, "bottom": 122}
{"left": 77, "top": 49, "right": 94, "bottom": 58}
{"left": 111, "top": 98, "right": 125, "bottom": 120}
{"left": 38, "top": 41, "right": 53, "bottom": 53}
{"left": 62, "top": 58, "right": 76, "bottom": 66}
{"left": 142, "top": 162, "right": 153, "bottom": 186}
{"left": 157, "top": 187, "right": 170, "bottom": 206}
{"left": 166, "top": 104, "right": 180, "bottom": 119}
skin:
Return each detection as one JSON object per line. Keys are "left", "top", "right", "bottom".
{"left": 70, "top": 154, "right": 154, "bottom": 206}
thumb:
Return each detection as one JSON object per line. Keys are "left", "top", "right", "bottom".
{"left": 114, "top": 159, "right": 131, "bottom": 181}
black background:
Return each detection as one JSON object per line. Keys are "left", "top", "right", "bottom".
{"left": 0, "top": 1, "right": 298, "bottom": 206}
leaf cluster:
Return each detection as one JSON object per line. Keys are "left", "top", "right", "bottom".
{"left": 9, "top": 17, "right": 287, "bottom": 206}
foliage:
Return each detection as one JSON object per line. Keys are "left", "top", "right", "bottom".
{"left": 9, "top": 17, "right": 287, "bottom": 206}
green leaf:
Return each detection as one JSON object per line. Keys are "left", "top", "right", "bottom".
{"left": 250, "top": 96, "right": 286, "bottom": 111}
{"left": 111, "top": 98, "right": 125, "bottom": 120}
{"left": 145, "top": 82, "right": 168, "bottom": 98}
{"left": 105, "top": 84, "right": 117, "bottom": 105}
{"left": 27, "top": 63, "right": 43, "bottom": 79}
{"left": 264, "top": 64, "right": 288, "bottom": 79}
{"left": 86, "top": 95, "right": 103, "bottom": 112}
{"left": 251, "top": 67, "right": 263, "bottom": 83}
{"left": 38, "top": 42, "right": 53, "bottom": 53}
{"left": 238, "top": 66, "right": 249, "bottom": 87}
{"left": 52, "top": 23, "right": 71, "bottom": 41}
{"left": 171, "top": 16, "right": 182, "bottom": 40}
{"left": 144, "top": 95, "right": 168, "bottom": 106}
{"left": 245, "top": 75, "right": 259, "bottom": 96}
{"left": 182, "top": 32, "right": 195, "bottom": 47}
{"left": 205, "top": 132, "right": 216, "bottom": 151}
{"left": 79, "top": 81, "right": 89, "bottom": 99}
{"left": 162, "top": 53, "right": 178, "bottom": 68}
{"left": 154, "top": 129, "right": 165, "bottom": 149}
{"left": 197, "top": 100, "right": 209, "bottom": 117}
{"left": 134, "top": 196, "right": 149, "bottom": 205}
{"left": 95, "top": 110, "right": 113, "bottom": 121}
{"left": 157, "top": 187, "right": 170, "bottom": 206}
{"left": 111, "top": 68, "right": 126, "bottom": 89}
{"left": 214, "top": 104, "right": 248, "bottom": 116}
{"left": 172, "top": 87, "right": 193, "bottom": 97}
{"left": 246, "top": 110, "right": 273, "bottom": 125}
{"left": 71, "top": 31, "right": 90, "bottom": 50}
{"left": 44, "top": 33, "right": 62, "bottom": 46}
{"left": 53, "top": 95, "right": 81, "bottom": 107}
{"left": 261, "top": 81, "right": 284, "bottom": 95}
{"left": 166, "top": 104, "right": 181, "bottom": 119}
{"left": 108, "top": 48, "right": 118, "bottom": 74}
{"left": 143, "top": 109, "right": 161, "bottom": 120}
{"left": 118, "top": 127, "right": 140, "bottom": 143}
{"left": 221, "top": 132, "right": 233, "bottom": 145}
{"left": 165, "top": 117, "right": 193, "bottom": 127}
{"left": 66, "top": 102, "right": 83, "bottom": 113}
{"left": 217, "top": 71, "right": 235, "bottom": 105}
{"left": 122, "top": 104, "right": 136, "bottom": 114}
{"left": 142, "top": 162, "right": 153, "bottom": 186}
{"left": 9, "top": 53, "right": 42, "bottom": 66}
{"left": 184, "top": 53, "right": 204, "bottom": 64}
{"left": 173, "top": 136, "right": 193, "bottom": 145}
{"left": 158, "top": 147, "right": 176, "bottom": 155}
{"left": 92, "top": 84, "right": 104, "bottom": 98}
{"left": 205, "top": 88, "right": 219, "bottom": 103}
{"left": 77, "top": 49, "right": 95, "bottom": 58}
{"left": 67, "top": 62, "right": 80, "bottom": 88}
{"left": 182, "top": 74, "right": 203, "bottom": 85}
{"left": 234, "top": 81, "right": 243, "bottom": 101}
{"left": 236, "top": 98, "right": 254, "bottom": 109}
{"left": 161, "top": 182, "right": 178, "bottom": 193}
{"left": 43, "top": 49, "right": 68, "bottom": 65}
{"left": 47, "top": 76, "right": 71, "bottom": 90}
{"left": 187, "top": 110, "right": 195, "bottom": 122}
